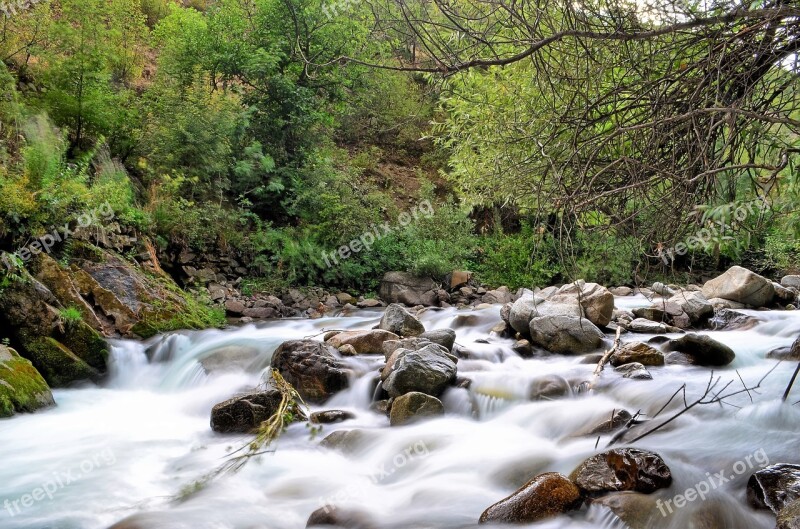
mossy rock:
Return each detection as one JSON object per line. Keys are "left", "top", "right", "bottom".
{"left": 0, "top": 345, "right": 55, "bottom": 418}
{"left": 22, "top": 336, "right": 100, "bottom": 387}
{"left": 60, "top": 320, "right": 108, "bottom": 371}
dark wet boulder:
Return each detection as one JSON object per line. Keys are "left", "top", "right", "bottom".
{"left": 378, "top": 304, "right": 425, "bottom": 337}
{"left": 382, "top": 344, "right": 457, "bottom": 398}
{"left": 389, "top": 391, "right": 444, "bottom": 426}
{"left": 747, "top": 463, "right": 800, "bottom": 513}
{"left": 610, "top": 342, "right": 665, "bottom": 367}
{"left": 0, "top": 345, "right": 55, "bottom": 418}
{"left": 570, "top": 448, "right": 672, "bottom": 495}
{"left": 709, "top": 309, "right": 762, "bottom": 331}
{"left": 210, "top": 390, "right": 305, "bottom": 433}
{"left": 479, "top": 472, "right": 582, "bottom": 524}
{"left": 662, "top": 334, "right": 735, "bottom": 366}
{"left": 306, "top": 506, "right": 376, "bottom": 528}
{"left": 310, "top": 410, "right": 356, "bottom": 424}
{"left": 270, "top": 340, "right": 350, "bottom": 403}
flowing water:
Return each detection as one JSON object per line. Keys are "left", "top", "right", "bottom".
{"left": 1, "top": 300, "right": 799, "bottom": 529}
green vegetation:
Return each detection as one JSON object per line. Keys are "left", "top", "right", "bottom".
{"left": 1, "top": 0, "right": 799, "bottom": 301}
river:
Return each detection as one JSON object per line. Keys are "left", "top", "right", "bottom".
{"left": 1, "top": 297, "right": 799, "bottom": 528}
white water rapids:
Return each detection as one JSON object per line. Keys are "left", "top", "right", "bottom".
{"left": 1, "top": 298, "right": 799, "bottom": 529}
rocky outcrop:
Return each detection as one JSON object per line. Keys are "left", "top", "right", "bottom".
{"left": 210, "top": 390, "right": 306, "bottom": 433}
{"left": 570, "top": 448, "right": 672, "bottom": 495}
{"left": 270, "top": 340, "right": 350, "bottom": 403}
{"left": 530, "top": 314, "right": 605, "bottom": 354}
{"left": 747, "top": 464, "right": 800, "bottom": 514}
{"left": 0, "top": 345, "right": 55, "bottom": 418}
{"left": 702, "top": 266, "right": 775, "bottom": 307}
{"left": 382, "top": 343, "right": 457, "bottom": 397}
{"left": 378, "top": 304, "right": 425, "bottom": 337}
{"left": 389, "top": 391, "right": 444, "bottom": 426}
{"left": 378, "top": 272, "right": 440, "bottom": 307}
{"left": 479, "top": 472, "right": 582, "bottom": 524}
{"left": 662, "top": 334, "right": 735, "bottom": 366}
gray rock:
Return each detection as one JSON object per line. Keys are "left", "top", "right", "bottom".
{"left": 224, "top": 299, "right": 246, "bottom": 316}
{"left": 270, "top": 340, "right": 350, "bottom": 403}
{"left": 651, "top": 282, "right": 675, "bottom": 297}
{"left": 767, "top": 339, "right": 800, "bottom": 361}
{"left": 668, "top": 291, "right": 713, "bottom": 323}
{"left": 530, "top": 314, "right": 605, "bottom": 354}
{"left": 482, "top": 286, "right": 514, "bottom": 305}
{"left": 389, "top": 391, "right": 444, "bottom": 426}
{"left": 310, "top": 410, "right": 356, "bottom": 424}
{"left": 615, "top": 362, "right": 653, "bottom": 380}
{"left": 610, "top": 286, "right": 633, "bottom": 296}
{"left": 378, "top": 271, "right": 439, "bottom": 306}
{"left": 378, "top": 304, "right": 425, "bottom": 337}
{"left": 709, "top": 308, "right": 761, "bottom": 331}
{"left": 782, "top": 275, "right": 800, "bottom": 289}
{"left": 382, "top": 344, "right": 457, "bottom": 397}
{"left": 419, "top": 329, "right": 457, "bottom": 351}
{"left": 625, "top": 318, "right": 680, "bottom": 334}
{"left": 702, "top": 266, "right": 775, "bottom": 307}
{"left": 552, "top": 281, "right": 615, "bottom": 327}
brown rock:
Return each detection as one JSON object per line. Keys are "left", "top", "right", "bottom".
{"left": 479, "top": 472, "right": 582, "bottom": 524}
{"left": 326, "top": 329, "right": 399, "bottom": 355}
{"left": 610, "top": 342, "right": 665, "bottom": 367}
{"left": 570, "top": 448, "right": 672, "bottom": 495}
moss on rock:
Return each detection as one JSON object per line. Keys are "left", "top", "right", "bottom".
{"left": 0, "top": 345, "right": 55, "bottom": 418}
{"left": 22, "top": 336, "right": 100, "bottom": 387}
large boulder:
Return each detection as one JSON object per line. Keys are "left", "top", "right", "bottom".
{"left": 529, "top": 314, "right": 605, "bottom": 354}
{"left": 0, "top": 345, "right": 55, "bottom": 418}
{"left": 210, "top": 390, "right": 305, "bottom": 433}
{"left": 382, "top": 344, "right": 457, "bottom": 398}
{"left": 552, "top": 281, "right": 614, "bottom": 327}
{"left": 478, "top": 472, "right": 582, "bottom": 524}
{"left": 662, "top": 334, "right": 735, "bottom": 366}
{"left": 482, "top": 287, "right": 514, "bottom": 305}
{"left": 570, "top": 448, "right": 672, "bottom": 495}
{"left": 747, "top": 464, "right": 800, "bottom": 514}
{"left": 325, "top": 330, "right": 399, "bottom": 355}
{"left": 270, "top": 340, "right": 350, "bottom": 403}
{"left": 702, "top": 266, "right": 775, "bottom": 307}
{"left": 378, "top": 272, "right": 439, "bottom": 307}
{"left": 378, "top": 304, "right": 425, "bottom": 337}
{"left": 389, "top": 391, "right": 444, "bottom": 426}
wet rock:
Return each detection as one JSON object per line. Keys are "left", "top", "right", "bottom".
{"left": 767, "top": 338, "right": 800, "bottom": 361}
{"left": 389, "top": 391, "right": 444, "bottom": 426}
{"left": 419, "top": 329, "right": 456, "bottom": 351}
{"left": 306, "top": 506, "right": 376, "bottom": 528}
{"left": 210, "top": 390, "right": 303, "bottom": 433}
{"left": 774, "top": 283, "right": 797, "bottom": 304}
{"left": 662, "top": 333, "right": 735, "bottom": 366}
{"left": 570, "top": 448, "right": 672, "bottom": 495}
{"left": 778, "top": 498, "right": 800, "bottom": 529}
{"left": 709, "top": 309, "right": 761, "bottom": 331}
{"left": 664, "top": 351, "right": 693, "bottom": 365}
{"left": 615, "top": 362, "right": 653, "bottom": 380}
{"left": 747, "top": 463, "right": 800, "bottom": 513}
{"left": 378, "top": 304, "right": 425, "bottom": 337}
{"left": 0, "top": 345, "right": 55, "bottom": 418}
{"left": 610, "top": 342, "right": 665, "bottom": 367}
{"left": 589, "top": 491, "right": 660, "bottom": 529}
{"left": 625, "top": 318, "right": 681, "bottom": 334}
{"left": 512, "top": 339, "right": 533, "bottom": 357}
{"left": 326, "top": 330, "right": 399, "bottom": 355}
{"left": 508, "top": 294, "right": 547, "bottom": 336}
{"left": 530, "top": 314, "right": 605, "bottom": 354}
{"left": 574, "top": 409, "right": 632, "bottom": 437}
{"left": 529, "top": 375, "right": 572, "bottom": 400}
{"left": 382, "top": 337, "right": 439, "bottom": 359}
{"left": 702, "top": 266, "right": 775, "bottom": 307}
{"left": 310, "top": 410, "right": 356, "bottom": 424}
{"left": 270, "top": 340, "right": 350, "bottom": 403}
{"left": 319, "top": 429, "right": 368, "bottom": 453}
{"left": 478, "top": 472, "right": 582, "bottom": 524}
{"left": 382, "top": 344, "right": 457, "bottom": 398}
{"left": 378, "top": 272, "right": 439, "bottom": 307}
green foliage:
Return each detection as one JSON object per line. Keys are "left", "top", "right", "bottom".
{"left": 58, "top": 305, "right": 84, "bottom": 327}
{"left": 471, "top": 225, "right": 561, "bottom": 289}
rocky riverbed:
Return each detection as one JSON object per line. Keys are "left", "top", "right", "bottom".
{"left": 2, "top": 265, "right": 800, "bottom": 529}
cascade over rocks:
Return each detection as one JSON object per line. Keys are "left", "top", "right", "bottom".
{"left": 270, "top": 340, "right": 350, "bottom": 403}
